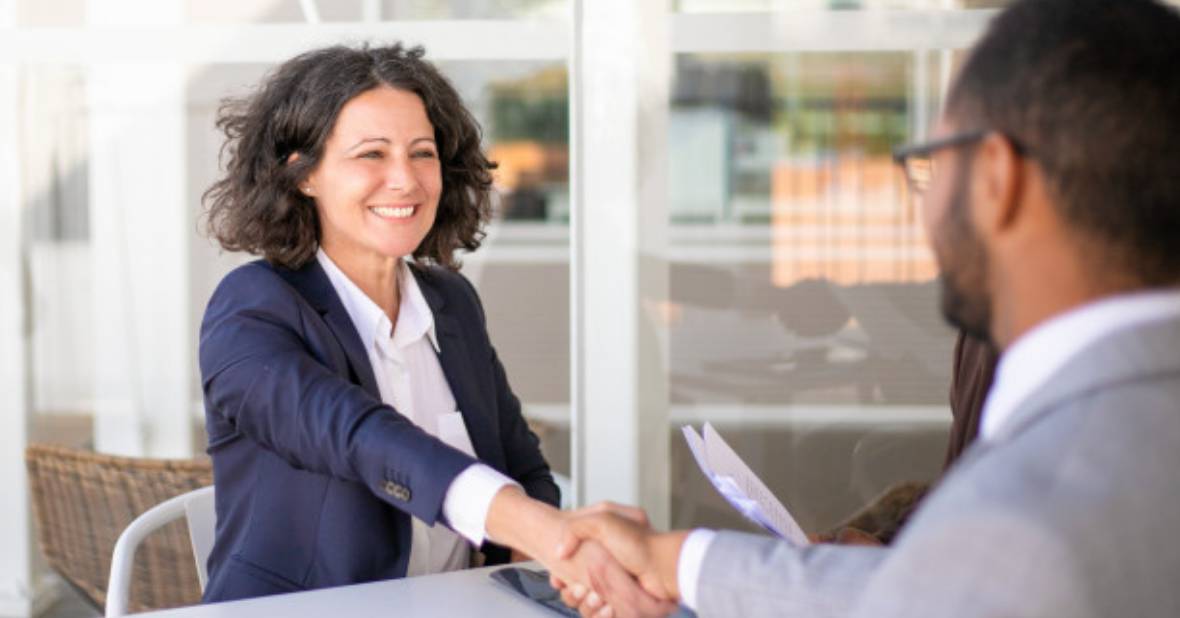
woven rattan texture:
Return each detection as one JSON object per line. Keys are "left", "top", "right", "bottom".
{"left": 25, "top": 443, "right": 213, "bottom": 614}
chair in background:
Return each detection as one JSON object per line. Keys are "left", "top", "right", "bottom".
{"left": 25, "top": 443, "right": 213, "bottom": 614}
{"left": 106, "top": 486, "right": 215, "bottom": 617}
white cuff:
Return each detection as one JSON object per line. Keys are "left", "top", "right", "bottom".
{"left": 441, "top": 463, "right": 519, "bottom": 547}
{"left": 677, "top": 528, "right": 716, "bottom": 611}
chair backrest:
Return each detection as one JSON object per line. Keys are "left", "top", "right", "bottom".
{"left": 25, "top": 443, "right": 213, "bottom": 614}
{"left": 106, "top": 486, "right": 216, "bottom": 617}
{"left": 184, "top": 487, "right": 217, "bottom": 590}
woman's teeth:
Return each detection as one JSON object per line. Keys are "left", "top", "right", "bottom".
{"left": 371, "top": 205, "right": 414, "bottom": 218}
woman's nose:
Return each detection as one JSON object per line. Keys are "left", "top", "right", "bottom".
{"left": 384, "top": 156, "right": 418, "bottom": 192}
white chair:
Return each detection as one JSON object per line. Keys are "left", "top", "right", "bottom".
{"left": 105, "top": 486, "right": 216, "bottom": 617}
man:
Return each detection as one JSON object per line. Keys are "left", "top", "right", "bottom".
{"left": 550, "top": 1, "right": 1180, "bottom": 616}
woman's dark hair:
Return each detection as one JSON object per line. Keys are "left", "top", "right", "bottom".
{"left": 203, "top": 43, "right": 495, "bottom": 270}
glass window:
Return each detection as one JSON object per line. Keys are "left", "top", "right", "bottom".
{"left": 666, "top": 49, "right": 966, "bottom": 532}
{"left": 184, "top": 0, "right": 568, "bottom": 24}
{"left": 675, "top": 0, "right": 1016, "bottom": 13}
{"left": 17, "top": 0, "right": 84, "bottom": 27}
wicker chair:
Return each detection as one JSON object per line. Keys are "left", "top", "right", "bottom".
{"left": 25, "top": 443, "right": 213, "bottom": 614}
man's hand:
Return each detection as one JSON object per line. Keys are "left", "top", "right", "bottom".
{"left": 552, "top": 502, "right": 689, "bottom": 617}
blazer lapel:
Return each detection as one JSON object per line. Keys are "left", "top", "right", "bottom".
{"left": 413, "top": 266, "right": 500, "bottom": 464}
{"left": 274, "top": 260, "right": 382, "bottom": 399}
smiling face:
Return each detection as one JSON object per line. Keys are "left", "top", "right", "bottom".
{"left": 304, "top": 86, "right": 441, "bottom": 277}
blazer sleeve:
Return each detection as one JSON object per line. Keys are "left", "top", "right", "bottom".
{"left": 449, "top": 271, "right": 560, "bottom": 508}
{"left": 200, "top": 263, "right": 477, "bottom": 526}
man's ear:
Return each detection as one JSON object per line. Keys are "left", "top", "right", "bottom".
{"left": 970, "top": 133, "right": 1024, "bottom": 236}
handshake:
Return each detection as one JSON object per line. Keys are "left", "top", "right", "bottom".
{"left": 542, "top": 502, "right": 686, "bottom": 618}
{"left": 488, "top": 485, "right": 885, "bottom": 618}
{"left": 487, "top": 489, "right": 688, "bottom": 618}
{"left": 487, "top": 423, "right": 819, "bottom": 618}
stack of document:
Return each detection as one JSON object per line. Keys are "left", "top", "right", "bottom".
{"left": 683, "top": 422, "right": 810, "bottom": 545}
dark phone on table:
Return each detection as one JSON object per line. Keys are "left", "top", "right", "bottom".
{"left": 489, "top": 566, "right": 581, "bottom": 617}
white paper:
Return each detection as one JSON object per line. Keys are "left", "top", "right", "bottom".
{"left": 682, "top": 423, "right": 810, "bottom": 545}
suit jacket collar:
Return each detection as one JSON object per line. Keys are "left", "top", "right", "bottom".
{"left": 956, "top": 315, "right": 1180, "bottom": 467}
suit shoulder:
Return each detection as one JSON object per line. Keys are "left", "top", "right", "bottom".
{"left": 215, "top": 259, "right": 280, "bottom": 288}
{"left": 206, "top": 259, "right": 309, "bottom": 316}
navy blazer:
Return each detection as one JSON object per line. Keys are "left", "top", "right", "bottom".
{"left": 198, "top": 259, "right": 558, "bottom": 603}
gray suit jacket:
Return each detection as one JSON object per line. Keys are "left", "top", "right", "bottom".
{"left": 696, "top": 315, "right": 1180, "bottom": 618}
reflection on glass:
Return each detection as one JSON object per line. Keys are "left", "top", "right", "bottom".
{"left": 668, "top": 51, "right": 951, "bottom": 401}
{"left": 483, "top": 66, "right": 569, "bottom": 223}
{"left": 666, "top": 51, "right": 962, "bottom": 534}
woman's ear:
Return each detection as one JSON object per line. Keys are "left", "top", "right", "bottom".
{"left": 287, "top": 153, "right": 315, "bottom": 196}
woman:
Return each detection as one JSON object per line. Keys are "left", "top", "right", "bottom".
{"left": 198, "top": 43, "right": 562, "bottom": 603}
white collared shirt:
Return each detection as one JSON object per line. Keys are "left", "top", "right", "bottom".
{"left": 981, "top": 288, "right": 1180, "bottom": 441}
{"left": 676, "top": 288, "right": 1180, "bottom": 611}
{"left": 317, "top": 250, "right": 516, "bottom": 576}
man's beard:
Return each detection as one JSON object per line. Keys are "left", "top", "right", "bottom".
{"left": 934, "top": 171, "right": 993, "bottom": 343}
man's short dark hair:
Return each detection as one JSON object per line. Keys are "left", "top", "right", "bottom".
{"left": 203, "top": 43, "right": 495, "bottom": 271}
{"left": 947, "top": 0, "right": 1180, "bottom": 285}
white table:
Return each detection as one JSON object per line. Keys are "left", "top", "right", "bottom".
{"left": 134, "top": 564, "right": 562, "bottom": 618}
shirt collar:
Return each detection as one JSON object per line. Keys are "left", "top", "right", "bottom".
{"left": 393, "top": 259, "right": 441, "bottom": 353}
{"left": 981, "top": 287, "right": 1180, "bottom": 442}
{"left": 315, "top": 250, "right": 440, "bottom": 355}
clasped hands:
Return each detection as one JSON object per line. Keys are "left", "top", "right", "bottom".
{"left": 488, "top": 487, "right": 883, "bottom": 618}
{"left": 486, "top": 487, "right": 681, "bottom": 618}
{"left": 546, "top": 503, "right": 686, "bottom": 618}
{"left": 541, "top": 507, "right": 883, "bottom": 618}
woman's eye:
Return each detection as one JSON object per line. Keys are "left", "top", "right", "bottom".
{"left": 412, "top": 149, "right": 438, "bottom": 160}
{"left": 359, "top": 150, "right": 384, "bottom": 159}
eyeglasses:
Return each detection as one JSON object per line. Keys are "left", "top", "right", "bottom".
{"left": 893, "top": 130, "right": 1032, "bottom": 197}
{"left": 892, "top": 129, "right": 988, "bottom": 197}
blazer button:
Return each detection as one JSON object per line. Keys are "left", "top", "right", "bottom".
{"left": 381, "top": 480, "right": 411, "bottom": 502}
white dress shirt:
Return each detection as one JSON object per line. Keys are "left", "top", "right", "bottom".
{"left": 980, "top": 288, "right": 1180, "bottom": 441}
{"left": 676, "top": 287, "right": 1180, "bottom": 611}
{"left": 317, "top": 250, "right": 516, "bottom": 576}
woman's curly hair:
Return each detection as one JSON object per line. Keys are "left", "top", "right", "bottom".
{"left": 202, "top": 43, "right": 495, "bottom": 271}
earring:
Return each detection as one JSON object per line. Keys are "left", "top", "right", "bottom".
{"left": 301, "top": 186, "right": 313, "bottom": 196}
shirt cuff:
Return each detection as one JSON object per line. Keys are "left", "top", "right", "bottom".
{"left": 442, "top": 463, "right": 520, "bottom": 547}
{"left": 677, "top": 528, "right": 716, "bottom": 611}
